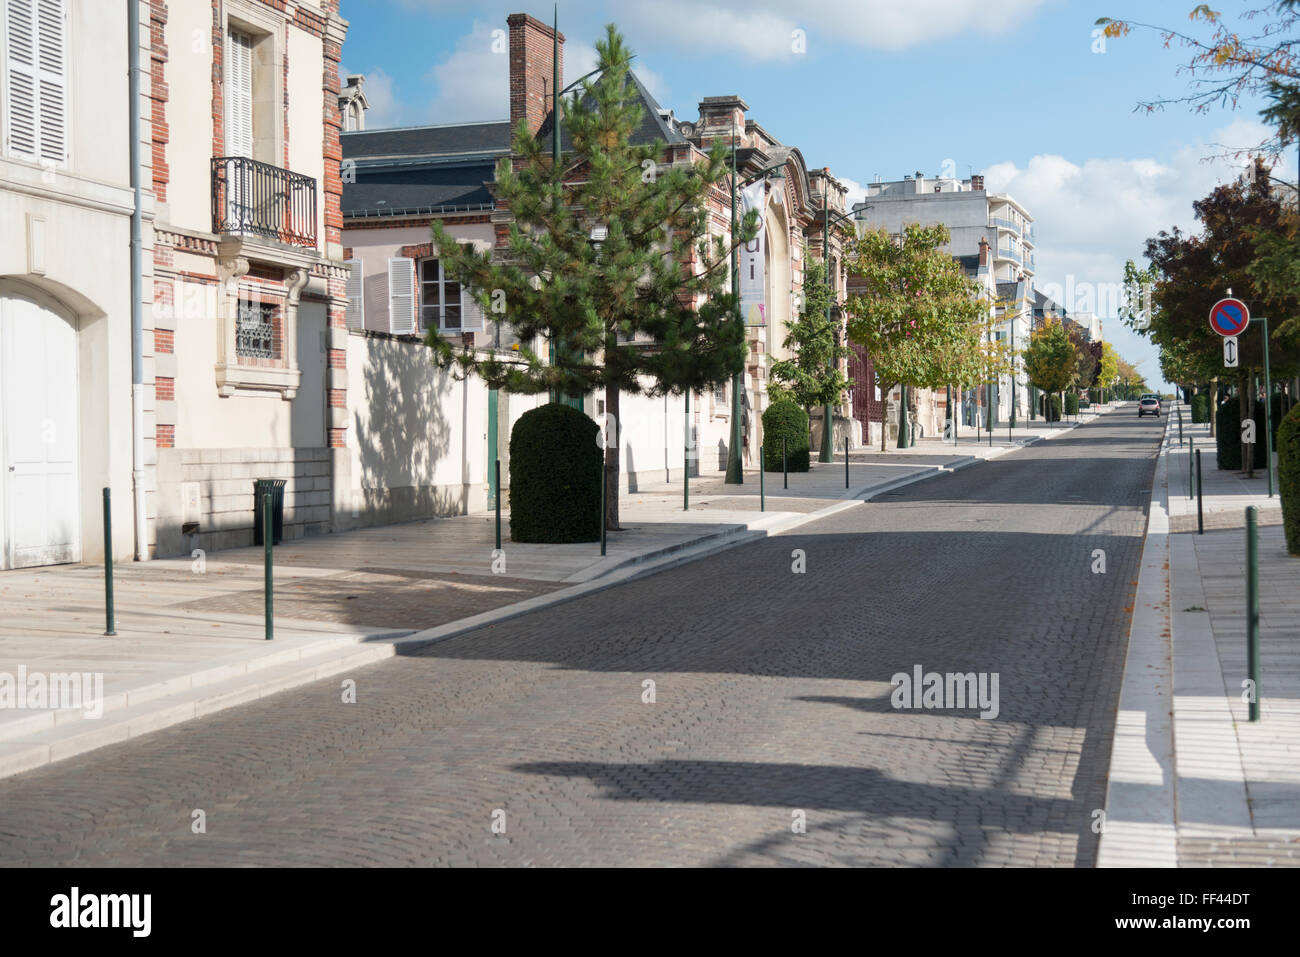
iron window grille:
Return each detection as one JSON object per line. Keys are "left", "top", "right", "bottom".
{"left": 236, "top": 300, "right": 277, "bottom": 359}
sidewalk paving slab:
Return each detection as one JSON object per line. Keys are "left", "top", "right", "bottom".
{"left": 1101, "top": 401, "right": 1300, "bottom": 867}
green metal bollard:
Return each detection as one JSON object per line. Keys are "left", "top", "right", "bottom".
{"left": 760, "top": 449, "right": 765, "bottom": 512}
{"left": 495, "top": 459, "right": 502, "bottom": 551}
{"left": 599, "top": 454, "right": 606, "bottom": 557}
{"left": 1189, "top": 436, "right": 1194, "bottom": 501}
{"left": 1196, "top": 449, "right": 1204, "bottom": 535}
{"left": 783, "top": 437, "right": 788, "bottom": 490}
{"left": 102, "top": 488, "right": 116, "bottom": 636}
{"left": 1246, "top": 505, "right": 1260, "bottom": 722}
{"left": 845, "top": 436, "right": 850, "bottom": 489}
{"left": 263, "top": 492, "right": 273, "bottom": 640}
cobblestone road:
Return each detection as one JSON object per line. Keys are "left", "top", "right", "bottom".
{"left": 0, "top": 412, "right": 1162, "bottom": 867}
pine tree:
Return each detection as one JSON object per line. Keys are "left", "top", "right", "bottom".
{"left": 426, "top": 25, "right": 757, "bottom": 530}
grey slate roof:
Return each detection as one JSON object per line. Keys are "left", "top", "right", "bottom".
{"left": 341, "top": 120, "right": 511, "bottom": 160}
{"left": 535, "top": 70, "right": 686, "bottom": 151}
{"left": 340, "top": 120, "right": 510, "bottom": 218}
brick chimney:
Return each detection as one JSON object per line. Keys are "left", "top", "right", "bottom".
{"left": 696, "top": 95, "right": 748, "bottom": 150}
{"left": 508, "top": 13, "right": 564, "bottom": 137}
{"left": 970, "top": 174, "right": 985, "bottom": 191}
{"left": 978, "top": 236, "right": 989, "bottom": 267}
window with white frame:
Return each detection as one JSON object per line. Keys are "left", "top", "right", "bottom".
{"left": 419, "top": 258, "right": 462, "bottom": 332}
{"left": 3, "top": 0, "right": 67, "bottom": 166}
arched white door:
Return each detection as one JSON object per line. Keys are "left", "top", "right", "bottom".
{"left": 0, "top": 293, "right": 81, "bottom": 568}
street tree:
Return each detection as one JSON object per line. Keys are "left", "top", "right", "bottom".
{"left": 426, "top": 24, "right": 757, "bottom": 531}
{"left": 843, "top": 223, "right": 987, "bottom": 450}
{"left": 1100, "top": 341, "right": 1120, "bottom": 401}
{"left": 1023, "top": 319, "right": 1076, "bottom": 419}
{"left": 769, "top": 255, "right": 851, "bottom": 422}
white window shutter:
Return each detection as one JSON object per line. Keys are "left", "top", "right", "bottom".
{"left": 460, "top": 286, "right": 484, "bottom": 332}
{"left": 387, "top": 257, "right": 415, "bottom": 335}
{"left": 4, "top": 0, "right": 38, "bottom": 161}
{"left": 226, "top": 29, "right": 253, "bottom": 158}
{"left": 34, "top": 0, "right": 64, "bottom": 164}
{"left": 345, "top": 259, "right": 364, "bottom": 331}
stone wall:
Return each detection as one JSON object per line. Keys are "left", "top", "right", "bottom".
{"left": 154, "top": 447, "right": 331, "bottom": 557}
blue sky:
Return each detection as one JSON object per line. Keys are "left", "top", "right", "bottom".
{"left": 340, "top": 0, "right": 1286, "bottom": 390}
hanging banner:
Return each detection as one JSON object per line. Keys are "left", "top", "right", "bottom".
{"left": 739, "top": 180, "right": 767, "bottom": 327}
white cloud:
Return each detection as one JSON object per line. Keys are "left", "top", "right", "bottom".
{"left": 839, "top": 175, "right": 868, "bottom": 208}
{"left": 422, "top": 20, "right": 510, "bottom": 123}
{"left": 617, "top": 0, "right": 1049, "bottom": 59}
{"left": 396, "top": 0, "right": 1049, "bottom": 61}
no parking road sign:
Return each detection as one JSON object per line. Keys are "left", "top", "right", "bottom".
{"left": 1210, "top": 297, "right": 1250, "bottom": 336}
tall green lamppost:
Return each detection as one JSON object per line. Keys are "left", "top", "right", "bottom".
{"left": 819, "top": 204, "right": 860, "bottom": 461}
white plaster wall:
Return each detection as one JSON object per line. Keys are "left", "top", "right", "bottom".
{"left": 344, "top": 331, "right": 489, "bottom": 499}
{"left": 610, "top": 389, "right": 690, "bottom": 490}
{"left": 171, "top": 255, "right": 292, "bottom": 450}
{"left": 287, "top": 27, "right": 325, "bottom": 256}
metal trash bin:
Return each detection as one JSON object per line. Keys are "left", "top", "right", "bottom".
{"left": 253, "top": 478, "right": 287, "bottom": 546}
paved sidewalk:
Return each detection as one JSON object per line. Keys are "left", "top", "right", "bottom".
{"left": 1100, "top": 401, "right": 1300, "bottom": 867}
{"left": 0, "top": 430, "right": 1029, "bottom": 780}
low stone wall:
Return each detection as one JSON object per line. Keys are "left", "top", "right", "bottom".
{"left": 154, "top": 447, "right": 332, "bottom": 557}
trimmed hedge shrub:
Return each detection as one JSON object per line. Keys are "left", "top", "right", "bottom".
{"left": 508, "top": 402, "right": 601, "bottom": 544}
{"left": 763, "top": 400, "right": 810, "bottom": 472}
{"left": 1271, "top": 393, "right": 1286, "bottom": 449}
{"left": 1043, "top": 393, "right": 1062, "bottom": 422}
{"left": 1065, "top": 392, "right": 1080, "bottom": 415}
{"left": 1191, "top": 392, "right": 1209, "bottom": 424}
{"left": 1215, "top": 397, "right": 1268, "bottom": 471}
{"left": 1278, "top": 404, "right": 1300, "bottom": 555}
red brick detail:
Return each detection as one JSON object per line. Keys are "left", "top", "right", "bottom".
{"left": 211, "top": 0, "right": 223, "bottom": 159}
{"left": 327, "top": 388, "right": 345, "bottom": 408}
{"left": 149, "top": 0, "right": 168, "bottom": 202}
{"left": 155, "top": 376, "right": 175, "bottom": 401}
{"left": 328, "top": 427, "right": 345, "bottom": 448}
{"left": 342, "top": 246, "right": 352, "bottom": 260}
{"left": 321, "top": 24, "right": 344, "bottom": 252}
{"left": 399, "top": 243, "right": 436, "bottom": 260}
{"left": 154, "top": 328, "right": 174, "bottom": 354}
{"left": 328, "top": 348, "right": 346, "bottom": 369}
{"left": 292, "top": 4, "right": 326, "bottom": 37}
{"left": 508, "top": 13, "right": 564, "bottom": 138}
{"left": 156, "top": 424, "right": 175, "bottom": 448}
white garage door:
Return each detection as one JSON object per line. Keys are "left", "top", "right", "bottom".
{"left": 0, "top": 294, "right": 80, "bottom": 568}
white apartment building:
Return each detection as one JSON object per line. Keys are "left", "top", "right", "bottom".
{"left": 853, "top": 172, "right": 1036, "bottom": 283}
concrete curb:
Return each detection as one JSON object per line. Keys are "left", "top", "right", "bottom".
{"left": 0, "top": 637, "right": 403, "bottom": 780}
{"left": 1097, "top": 417, "right": 1177, "bottom": 867}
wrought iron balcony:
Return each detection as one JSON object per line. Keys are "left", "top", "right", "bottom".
{"left": 212, "top": 156, "right": 317, "bottom": 248}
